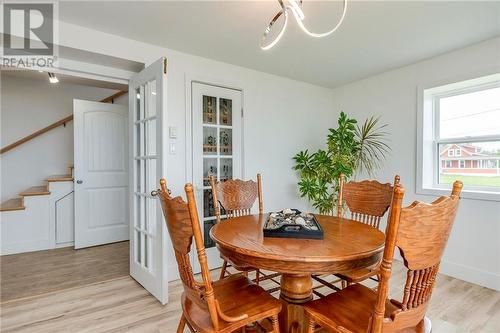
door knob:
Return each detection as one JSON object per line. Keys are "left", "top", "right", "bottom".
{"left": 76, "top": 180, "right": 83, "bottom": 184}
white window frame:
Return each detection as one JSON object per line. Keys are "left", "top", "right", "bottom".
{"left": 417, "top": 72, "right": 500, "bottom": 201}
{"left": 455, "top": 149, "right": 461, "bottom": 157}
{"left": 448, "top": 149, "right": 454, "bottom": 157}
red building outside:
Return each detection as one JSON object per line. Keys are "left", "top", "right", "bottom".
{"left": 440, "top": 144, "right": 500, "bottom": 175}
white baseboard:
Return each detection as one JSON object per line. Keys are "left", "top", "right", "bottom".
{"left": 439, "top": 260, "right": 500, "bottom": 291}
{"left": 56, "top": 242, "right": 74, "bottom": 248}
{"left": 394, "top": 254, "right": 499, "bottom": 291}
{"left": 0, "top": 239, "right": 52, "bottom": 255}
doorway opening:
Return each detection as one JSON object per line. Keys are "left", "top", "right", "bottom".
{"left": 0, "top": 68, "right": 130, "bottom": 302}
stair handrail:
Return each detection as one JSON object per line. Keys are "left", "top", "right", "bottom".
{"left": 0, "top": 90, "right": 127, "bottom": 155}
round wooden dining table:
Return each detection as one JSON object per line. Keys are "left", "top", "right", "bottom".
{"left": 210, "top": 213, "right": 385, "bottom": 333}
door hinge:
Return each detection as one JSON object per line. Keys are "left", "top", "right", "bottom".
{"left": 163, "top": 58, "right": 168, "bottom": 74}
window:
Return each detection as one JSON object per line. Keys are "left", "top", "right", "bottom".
{"left": 418, "top": 73, "right": 500, "bottom": 200}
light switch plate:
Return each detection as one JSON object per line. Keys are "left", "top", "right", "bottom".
{"left": 170, "top": 142, "right": 176, "bottom": 155}
{"left": 169, "top": 126, "right": 178, "bottom": 139}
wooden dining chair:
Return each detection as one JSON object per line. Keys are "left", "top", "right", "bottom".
{"left": 313, "top": 174, "right": 400, "bottom": 295}
{"left": 304, "top": 181, "right": 463, "bottom": 333}
{"left": 156, "top": 179, "right": 282, "bottom": 333}
{"left": 209, "top": 174, "right": 281, "bottom": 293}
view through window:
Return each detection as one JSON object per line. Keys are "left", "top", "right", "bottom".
{"left": 437, "top": 86, "right": 500, "bottom": 189}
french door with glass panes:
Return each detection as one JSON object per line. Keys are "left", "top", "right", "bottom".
{"left": 129, "top": 58, "right": 168, "bottom": 304}
{"left": 192, "top": 82, "right": 242, "bottom": 271}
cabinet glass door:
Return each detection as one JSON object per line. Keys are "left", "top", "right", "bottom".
{"left": 192, "top": 82, "right": 242, "bottom": 270}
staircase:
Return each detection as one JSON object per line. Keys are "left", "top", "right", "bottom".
{"left": 0, "top": 166, "right": 74, "bottom": 212}
{"left": 0, "top": 90, "right": 127, "bottom": 255}
{"left": 0, "top": 165, "right": 75, "bottom": 255}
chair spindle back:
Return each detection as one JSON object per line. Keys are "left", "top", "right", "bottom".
{"left": 209, "top": 174, "right": 263, "bottom": 222}
{"left": 157, "top": 179, "right": 220, "bottom": 330}
{"left": 371, "top": 181, "right": 463, "bottom": 333}
{"left": 337, "top": 174, "right": 400, "bottom": 229}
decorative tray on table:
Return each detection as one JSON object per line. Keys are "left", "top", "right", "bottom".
{"left": 263, "top": 209, "right": 323, "bottom": 240}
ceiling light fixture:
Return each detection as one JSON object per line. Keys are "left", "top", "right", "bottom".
{"left": 261, "top": 0, "right": 347, "bottom": 50}
{"left": 48, "top": 72, "right": 59, "bottom": 84}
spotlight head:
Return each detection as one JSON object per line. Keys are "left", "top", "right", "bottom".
{"left": 48, "top": 72, "right": 59, "bottom": 84}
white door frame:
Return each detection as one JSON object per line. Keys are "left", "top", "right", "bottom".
{"left": 184, "top": 74, "right": 246, "bottom": 273}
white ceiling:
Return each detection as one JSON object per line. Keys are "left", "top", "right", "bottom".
{"left": 59, "top": 1, "right": 500, "bottom": 88}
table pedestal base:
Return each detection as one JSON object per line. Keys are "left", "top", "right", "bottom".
{"left": 279, "top": 274, "right": 313, "bottom": 333}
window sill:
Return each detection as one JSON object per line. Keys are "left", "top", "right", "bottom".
{"left": 417, "top": 186, "right": 500, "bottom": 202}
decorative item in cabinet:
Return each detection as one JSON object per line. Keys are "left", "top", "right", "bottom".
{"left": 220, "top": 158, "right": 233, "bottom": 181}
{"left": 203, "top": 189, "right": 216, "bottom": 218}
{"left": 203, "top": 159, "right": 217, "bottom": 186}
{"left": 203, "top": 220, "right": 216, "bottom": 248}
{"left": 220, "top": 128, "right": 232, "bottom": 155}
{"left": 203, "top": 127, "right": 217, "bottom": 154}
{"left": 203, "top": 95, "right": 216, "bottom": 124}
{"left": 220, "top": 98, "right": 232, "bottom": 126}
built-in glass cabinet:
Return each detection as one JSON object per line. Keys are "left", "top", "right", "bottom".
{"left": 193, "top": 83, "right": 242, "bottom": 268}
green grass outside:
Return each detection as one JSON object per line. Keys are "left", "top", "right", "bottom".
{"left": 440, "top": 174, "right": 500, "bottom": 187}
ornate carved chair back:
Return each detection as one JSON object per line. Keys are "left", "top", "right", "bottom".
{"left": 337, "top": 174, "right": 400, "bottom": 229}
{"left": 209, "top": 174, "right": 263, "bottom": 222}
{"left": 371, "top": 181, "right": 463, "bottom": 333}
{"left": 156, "top": 179, "right": 221, "bottom": 330}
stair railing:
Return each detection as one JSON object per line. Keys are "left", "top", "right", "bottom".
{"left": 0, "top": 90, "right": 127, "bottom": 155}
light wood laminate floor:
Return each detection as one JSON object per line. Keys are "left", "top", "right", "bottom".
{"left": 1, "top": 241, "right": 129, "bottom": 302}
{"left": 1, "top": 261, "right": 499, "bottom": 332}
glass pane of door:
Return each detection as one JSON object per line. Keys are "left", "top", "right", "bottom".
{"left": 133, "top": 79, "right": 157, "bottom": 271}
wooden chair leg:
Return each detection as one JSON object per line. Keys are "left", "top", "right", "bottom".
{"left": 271, "top": 315, "right": 280, "bottom": 333}
{"left": 306, "top": 318, "right": 316, "bottom": 333}
{"left": 341, "top": 280, "right": 347, "bottom": 289}
{"left": 176, "top": 314, "right": 187, "bottom": 333}
{"left": 219, "top": 260, "right": 228, "bottom": 280}
{"left": 255, "top": 269, "right": 260, "bottom": 285}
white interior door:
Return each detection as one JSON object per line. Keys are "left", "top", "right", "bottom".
{"left": 74, "top": 100, "right": 129, "bottom": 249}
{"left": 192, "top": 82, "right": 243, "bottom": 271}
{"left": 129, "top": 58, "right": 168, "bottom": 304}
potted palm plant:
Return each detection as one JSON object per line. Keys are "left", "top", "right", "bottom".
{"left": 293, "top": 112, "right": 390, "bottom": 214}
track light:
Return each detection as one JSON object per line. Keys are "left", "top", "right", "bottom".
{"left": 48, "top": 72, "right": 59, "bottom": 84}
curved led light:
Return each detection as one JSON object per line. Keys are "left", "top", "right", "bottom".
{"left": 293, "top": 0, "right": 347, "bottom": 38}
{"left": 261, "top": 0, "right": 347, "bottom": 50}
{"left": 261, "top": 0, "right": 289, "bottom": 50}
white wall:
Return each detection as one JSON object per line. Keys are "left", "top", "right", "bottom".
{"left": 329, "top": 37, "right": 500, "bottom": 291}
{"left": 0, "top": 74, "right": 119, "bottom": 201}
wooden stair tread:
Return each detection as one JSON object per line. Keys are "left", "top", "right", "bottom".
{"left": 46, "top": 174, "right": 73, "bottom": 182}
{"left": 19, "top": 186, "right": 50, "bottom": 196}
{"left": 0, "top": 198, "right": 25, "bottom": 212}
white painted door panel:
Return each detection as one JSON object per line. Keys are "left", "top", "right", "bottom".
{"left": 129, "top": 57, "right": 168, "bottom": 304}
{"left": 74, "top": 100, "right": 129, "bottom": 249}
{"left": 56, "top": 192, "right": 74, "bottom": 244}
